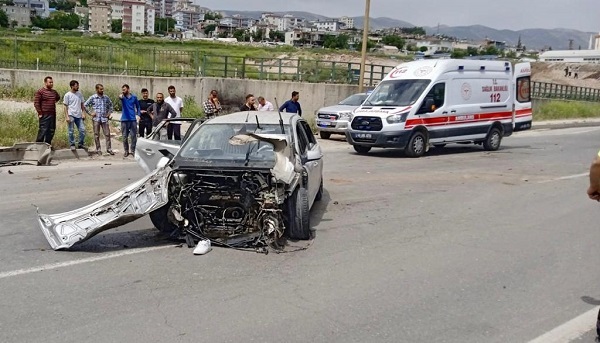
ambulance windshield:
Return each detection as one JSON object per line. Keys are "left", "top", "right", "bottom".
{"left": 365, "top": 79, "right": 430, "bottom": 107}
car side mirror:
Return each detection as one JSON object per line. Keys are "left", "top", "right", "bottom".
{"left": 306, "top": 149, "right": 322, "bottom": 162}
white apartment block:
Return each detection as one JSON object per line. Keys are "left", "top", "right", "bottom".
{"left": 312, "top": 19, "right": 343, "bottom": 32}
{"left": 339, "top": 16, "right": 354, "bottom": 29}
{"left": 122, "top": 0, "right": 147, "bottom": 34}
{"left": 110, "top": 1, "right": 123, "bottom": 20}
{"left": 145, "top": 1, "right": 155, "bottom": 34}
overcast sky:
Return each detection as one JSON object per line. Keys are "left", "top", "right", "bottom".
{"left": 202, "top": 0, "right": 599, "bottom": 32}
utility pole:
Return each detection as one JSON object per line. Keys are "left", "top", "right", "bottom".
{"left": 358, "top": 0, "right": 371, "bottom": 93}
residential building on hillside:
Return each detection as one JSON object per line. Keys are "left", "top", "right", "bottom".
{"left": 89, "top": 0, "right": 112, "bottom": 33}
{"left": 173, "top": 9, "right": 204, "bottom": 31}
{"left": 110, "top": 1, "right": 124, "bottom": 20}
{"left": 311, "top": 19, "right": 344, "bottom": 32}
{"left": 219, "top": 15, "right": 254, "bottom": 29}
{"left": 3, "top": 5, "right": 33, "bottom": 27}
{"left": 13, "top": 0, "right": 49, "bottom": 17}
{"left": 145, "top": 1, "right": 155, "bottom": 34}
{"left": 415, "top": 39, "right": 454, "bottom": 56}
{"left": 339, "top": 16, "right": 354, "bottom": 29}
{"left": 122, "top": 0, "right": 147, "bottom": 34}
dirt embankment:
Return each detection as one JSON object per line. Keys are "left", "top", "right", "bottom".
{"left": 532, "top": 62, "right": 600, "bottom": 88}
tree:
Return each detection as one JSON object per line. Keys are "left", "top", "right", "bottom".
{"left": 419, "top": 46, "right": 428, "bottom": 52}
{"left": 269, "top": 30, "right": 285, "bottom": 42}
{"left": 154, "top": 18, "right": 174, "bottom": 33}
{"left": 49, "top": 0, "right": 75, "bottom": 11}
{"left": 30, "top": 12, "right": 79, "bottom": 30}
{"left": 204, "top": 12, "right": 223, "bottom": 21}
{"left": 10, "top": 20, "right": 17, "bottom": 28}
{"left": 323, "top": 34, "right": 349, "bottom": 49}
{"left": 233, "top": 29, "right": 249, "bottom": 42}
{"left": 381, "top": 35, "right": 405, "bottom": 50}
{"left": 203, "top": 24, "right": 216, "bottom": 36}
{"left": 111, "top": 19, "right": 122, "bottom": 33}
{"left": 451, "top": 49, "right": 467, "bottom": 59}
{"left": 252, "top": 28, "right": 265, "bottom": 42}
{"left": 484, "top": 45, "right": 499, "bottom": 56}
{"left": 0, "top": 9, "right": 9, "bottom": 28}
{"left": 466, "top": 46, "right": 479, "bottom": 56}
{"left": 400, "top": 27, "right": 426, "bottom": 35}
{"left": 356, "top": 39, "right": 376, "bottom": 51}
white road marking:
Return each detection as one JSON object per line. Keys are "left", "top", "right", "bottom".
{"left": 538, "top": 172, "right": 589, "bottom": 184}
{"left": 0, "top": 245, "right": 176, "bottom": 280}
{"left": 527, "top": 306, "right": 599, "bottom": 343}
{"left": 516, "top": 127, "right": 600, "bottom": 138}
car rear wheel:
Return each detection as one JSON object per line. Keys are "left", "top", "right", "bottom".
{"left": 405, "top": 131, "right": 427, "bottom": 157}
{"left": 149, "top": 203, "right": 178, "bottom": 235}
{"left": 353, "top": 145, "right": 371, "bottom": 155}
{"left": 319, "top": 131, "right": 331, "bottom": 139}
{"left": 286, "top": 187, "right": 311, "bottom": 240}
{"left": 483, "top": 127, "right": 502, "bottom": 151}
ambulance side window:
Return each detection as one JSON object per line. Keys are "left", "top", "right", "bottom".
{"left": 516, "top": 77, "right": 531, "bottom": 103}
{"left": 418, "top": 83, "right": 445, "bottom": 114}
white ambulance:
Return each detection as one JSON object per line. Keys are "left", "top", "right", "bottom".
{"left": 346, "top": 59, "right": 532, "bottom": 157}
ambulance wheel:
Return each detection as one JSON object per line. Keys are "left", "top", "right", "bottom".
{"left": 353, "top": 145, "right": 371, "bottom": 154}
{"left": 406, "top": 131, "right": 427, "bottom": 157}
{"left": 319, "top": 131, "right": 331, "bottom": 139}
{"left": 483, "top": 128, "right": 502, "bottom": 151}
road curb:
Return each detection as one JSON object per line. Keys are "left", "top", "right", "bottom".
{"left": 532, "top": 120, "right": 600, "bottom": 130}
{"left": 51, "top": 149, "right": 92, "bottom": 161}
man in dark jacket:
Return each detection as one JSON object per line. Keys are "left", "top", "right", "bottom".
{"left": 240, "top": 94, "right": 257, "bottom": 111}
{"left": 34, "top": 76, "right": 60, "bottom": 145}
{"left": 148, "top": 92, "right": 178, "bottom": 140}
{"left": 138, "top": 88, "right": 154, "bottom": 138}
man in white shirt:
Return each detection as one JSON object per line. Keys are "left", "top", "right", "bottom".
{"left": 63, "top": 80, "right": 86, "bottom": 150}
{"left": 164, "top": 85, "right": 184, "bottom": 140}
{"left": 257, "top": 96, "right": 274, "bottom": 111}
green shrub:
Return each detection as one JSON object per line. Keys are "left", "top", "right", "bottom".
{"left": 535, "top": 100, "right": 600, "bottom": 121}
{"left": 183, "top": 95, "right": 204, "bottom": 119}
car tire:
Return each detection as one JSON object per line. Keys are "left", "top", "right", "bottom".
{"left": 315, "top": 178, "right": 324, "bottom": 201}
{"left": 286, "top": 187, "right": 311, "bottom": 240}
{"left": 149, "top": 203, "right": 177, "bottom": 234}
{"left": 353, "top": 145, "right": 371, "bottom": 154}
{"left": 319, "top": 131, "right": 331, "bottom": 139}
{"left": 405, "top": 131, "right": 427, "bottom": 157}
{"left": 483, "top": 127, "right": 502, "bottom": 151}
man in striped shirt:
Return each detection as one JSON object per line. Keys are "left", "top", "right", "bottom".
{"left": 84, "top": 84, "right": 115, "bottom": 155}
{"left": 34, "top": 76, "right": 60, "bottom": 145}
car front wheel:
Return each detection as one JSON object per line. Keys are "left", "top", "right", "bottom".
{"left": 319, "top": 131, "right": 331, "bottom": 139}
{"left": 353, "top": 145, "right": 371, "bottom": 154}
{"left": 149, "top": 203, "right": 178, "bottom": 235}
{"left": 285, "top": 187, "right": 311, "bottom": 240}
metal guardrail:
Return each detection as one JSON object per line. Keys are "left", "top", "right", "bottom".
{"left": 0, "top": 38, "right": 392, "bottom": 87}
{"left": 531, "top": 81, "right": 600, "bottom": 102}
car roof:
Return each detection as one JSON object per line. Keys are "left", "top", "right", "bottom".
{"left": 206, "top": 111, "right": 297, "bottom": 125}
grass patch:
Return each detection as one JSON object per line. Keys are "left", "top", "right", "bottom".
{"left": 0, "top": 109, "right": 95, "bottom": 149}
{"left": 535, "top": 100, "right": 600, "bottom": 121}
{"left": 183, "top": 95, "right": 204, "bottom": 119}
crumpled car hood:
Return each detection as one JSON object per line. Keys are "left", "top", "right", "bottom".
{"left": 37, "top": 166, "right": 171, "bottom": 250}
{"left": 229, "top": 133, "right": 297, "bottom": 185}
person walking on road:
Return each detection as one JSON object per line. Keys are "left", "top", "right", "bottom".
{"left": 34, "top": 76, "right": 60, "bottom": 145}
{"left": 63, "top": 80, "right": 86, "bottom": 150}
{"left": 148, "top": 92, "right": 178, "bottom": 141}
{"left": 203, "top": 89, "right": 222, "bottom": 119}
{"left": 118, "top": 84, "right": 141, "bottom": 158}
{"left": 257, "top": 96, "right": 274, "bottom": 111}
{"left": 84, "top": 84, "right": 115, "bottom": 155}
{"left": 240, "top": 94, "right": 257, "bottom": 111}
{"left": 279, "top": 91, "right": 302, "bottom": 116}
{"left": 164, "top": 85, "right": 183, "bottom": 140}
{"left": 138, "top": 88, "right": 154, "bottom": 138}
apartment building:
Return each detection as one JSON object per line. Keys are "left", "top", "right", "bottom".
{"left": 3, "top": 5, "right": 33, "bottom": 27}
{"left": 339, "top": 16, "right": 354, "bottom": 29}
{"left": 311, "top": 19, "right": 344, "bottom": 32}
{"left": 13, "top": 0, "right": 49, "bottom": 17}
{"left": 145, "top": 1, "right": 155, "bottom": 34}
{"left": 110, "top": 1, "right": 124, "bottom": 20}
{"left": 122, "top": 0, "right": 146, "bottom": 34}
{"left": 88, "top": 0, "right": 112, "bottom": 33}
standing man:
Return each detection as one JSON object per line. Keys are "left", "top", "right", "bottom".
{"left": 138, "top": 88, "right": 154, "bottom": 138}
{"left": 257, "top": 96, "right": 274, "bottom": 111}
{"left": 63, "top": 80, "right": 86, "bottom": 150}
{"left": 279, "top": 91, "right": 302, "bottom": 116}
{"left": 240, "top": 94, "right": 257, "bottom": 111}
{"left": 84, "top": 84, "right": 114, "bottom": 155}
{"left": 164, "top": 85, "right": 183, "bottom": 140}
{"left": 118, "top": 84, "right": 141, "bottom": 158}
{"left": 34, "top": 76, "right": 60, "bottom": 145}
{"left": 203, "top": 89, "right": 222, "bottom": 119}
{"left": 149, "top": 93, "right": 178, "bottom": 140}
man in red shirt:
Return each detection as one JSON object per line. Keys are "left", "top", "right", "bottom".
{"left": 34, "top": 76, "right": 60, "bottom": 145}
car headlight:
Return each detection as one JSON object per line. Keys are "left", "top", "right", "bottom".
{"left": 386, "top": 112, "right": 409, "bottom": 124}
{"left": 338, "top": 112, "right": 353, "bottom": 121}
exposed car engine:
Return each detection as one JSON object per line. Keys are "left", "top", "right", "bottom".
{"left": 167, "top": 170, "right": 288, "bottom": 249}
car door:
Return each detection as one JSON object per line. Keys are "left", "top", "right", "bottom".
{"left": 415, "top": 82, "right": 450, "bottom": 142}
{"left": 295, "top": 120, "right": 323, "bottom": 207}
{"left": 135, "top": 118, "right": 198, "bottom": 173}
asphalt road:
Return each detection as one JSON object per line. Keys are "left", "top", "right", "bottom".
{"left": 1, "top": 127, "right": 600, "bottom": 343}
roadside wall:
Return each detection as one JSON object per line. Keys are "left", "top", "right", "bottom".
{"left": 0, "top": 69, "right": 359, "bottom": 115}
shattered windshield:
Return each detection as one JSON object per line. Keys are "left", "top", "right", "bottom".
{"left": 178, "top": 123, "right": 290, "bottom": 167}
{"left": 365, "top": 79, "right": 431, "bottom": 107}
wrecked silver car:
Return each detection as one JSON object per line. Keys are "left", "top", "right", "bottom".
{"left": 37, "top": 112, "right": 324, "bottom": 251}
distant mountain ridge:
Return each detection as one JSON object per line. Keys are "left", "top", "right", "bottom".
{"left": 217, "top": 10, "right": 593, "bottom": 50}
